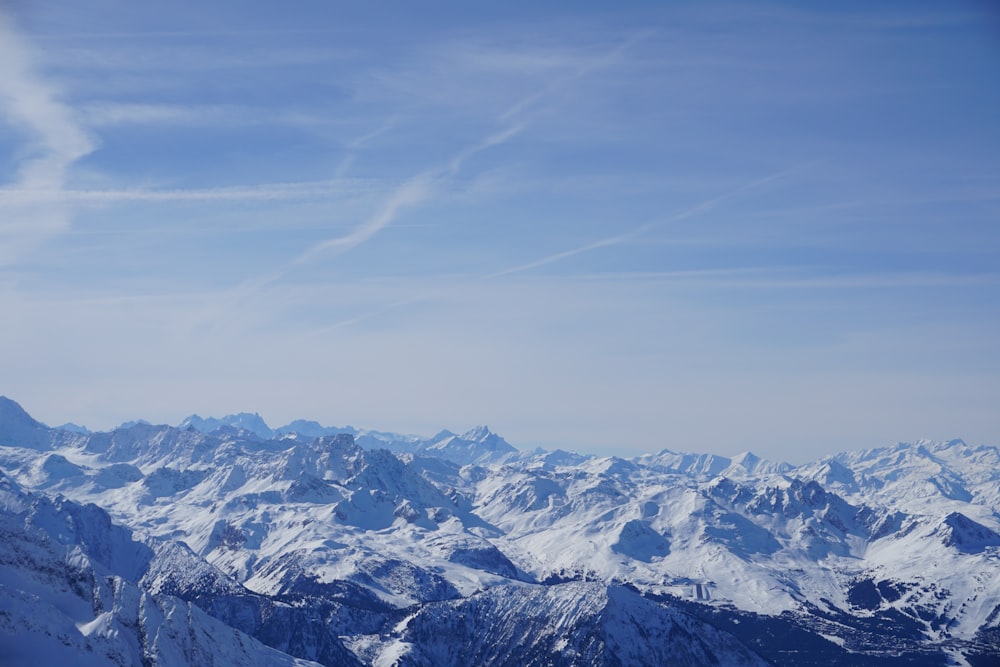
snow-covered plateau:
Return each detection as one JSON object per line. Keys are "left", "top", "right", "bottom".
{"left": 0, "top": 395, "right": 997, "bottom": 666}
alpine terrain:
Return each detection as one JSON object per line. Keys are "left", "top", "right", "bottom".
{"left": 0, "top": 396, "right": 997, "bottom": 666}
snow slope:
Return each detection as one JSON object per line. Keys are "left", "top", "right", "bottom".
{"left": 0, "top": 470, "right": 325, "bottom": 667}
{"left": 0, "top": 396, "right": 998, "bottom": 666}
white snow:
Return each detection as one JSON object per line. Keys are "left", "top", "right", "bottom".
{"left": 1, "top": 397, "right": 999, "bottom": 663}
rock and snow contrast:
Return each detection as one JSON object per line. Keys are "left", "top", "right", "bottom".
{"left": 0, "top": 395, "right": 998, "bottom": 666}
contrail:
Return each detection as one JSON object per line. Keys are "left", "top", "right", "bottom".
{"left": 312, "top": 161, "right": 817, "bottom": 333}
{"left": 293, "top": 172, "right": 435, "bottom": 264}
{"left": 293, "top": 30, "right": 653, "bottom": 270}
{"left": 489, "top": 160, "right": 821, "bottom": 279}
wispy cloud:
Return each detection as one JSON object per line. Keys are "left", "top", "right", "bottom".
{"left": 331, "top": 118, "right": 400, "bottom": 180}
{"left": 291, "top": 32, "right": 650, "bottom": 270}
{"left": 79, "top": 102, "right": 366, "bottom": 130}
{"left": 491, "top": 161, "right": 819, "bottom": 278}
{"left": 290, "top": 103, "right": 525, "bottom": 268}
{"left": 0, "top": 179, "right": 376, "bottom": 206}
{"left": 498, "top": 30, "right": 654, "bottom": 122}
{"left": 705, "top": 271, "right": 1000, "bottom": 291}
{"left": 0, "top": 11, "right": 96, "bottom": 262}
{"left": 305, "top": 162, "right": 816, "bottom": 331}
{"left": 80, "top": 102, "right": 235, "bottom": 127}
{"left": 345, "top": 118, "right": 398, "bottom": 151}
{"left": 448, "top": 124, "right": 525, "bottom": 173}
{"left": 549, "top": 267, "right": 1000, "bottom": 291}
{"left": 45, "top": 43, "right": 351, "bottom": 73}
{"left": 293, "top": 173, "right": 435, "bottom": 263}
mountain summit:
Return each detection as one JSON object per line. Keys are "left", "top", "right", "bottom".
{"left": 0, "top": 396, "right": 50, "bottom": 449}
{"left": 179, "top": 412, "right": 275, "bottom": 439}
{"left": 0, "top": 398, "right": 996, "bottom": 666}
{"left": 421, "top": 425, "right": 518, "bottom": 465}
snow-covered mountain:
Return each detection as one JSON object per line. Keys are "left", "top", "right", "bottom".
{"left": 180, "top": 412, "right": 277, "bottom": 440}
{"left": 0, "top": 470, "right": 329, "bottom": 667}
{"left": 0, "top": 396, "right": 997, "bottom": 666}
{"left": 177, "top": 410, "right": 515, "bottom": 465}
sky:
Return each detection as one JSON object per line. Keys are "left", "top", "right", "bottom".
{"left": 1, "top": 1, "right": 998, "bottom": 463}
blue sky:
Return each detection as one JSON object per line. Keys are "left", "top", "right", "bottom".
{"left": 1, "top": 1, "right": 998, "bottom": 462}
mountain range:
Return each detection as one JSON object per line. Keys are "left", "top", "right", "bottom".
{"left": 0, "top": 396, "right": 997, "bottom": 666}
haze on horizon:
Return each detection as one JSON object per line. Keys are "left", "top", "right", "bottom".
{"left": 1, "top": 1, "right": 998, "bottom": 463}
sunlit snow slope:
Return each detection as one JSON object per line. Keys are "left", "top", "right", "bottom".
{"left": 0, "top": 396, "right": 997, "bottom": 666}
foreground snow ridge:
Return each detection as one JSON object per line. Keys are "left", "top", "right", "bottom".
{"left": 0, "top": 396, "right": 997, "bottom": 666}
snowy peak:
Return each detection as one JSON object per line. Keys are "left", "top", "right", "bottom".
{"left": 0, "top": 396, "right": 41, "bottom": 428}
{"left": 529, "top": 448, "right": 593, "bottom": 468}
{"left": 809, "top": 459, "right": 861, "bottom": 493}
{"left": 179, "top": 412, "right": 274, "bottom": 439}
{"left": 274, "top": 418, "right": 356, "bottom": 439}
{"left": 458, "top": 425, "right": 495, "bottom": 442}
{"left": 459, "top": 425, "right": 516, "bottom": 454}
{"left": 0, "top": 396, "right": 51, "bottom": 449}
{"left": 935, "top": 512, "right": 1000, "bottom": 554}
{"left": 724, "top": 451, "right": 791, "bottom": 476}
{"left": 632, "top": 448, "right": 791, "bottom": 479}
{"left": 420, "top": 425, "right": 517, "bottom": 465}
{"left": 1, "top": 398, "right": 998, "bottom": 664}
{"left": 827, "top": 438, "right": 999, "bottom": 513}
{"left": 56, "top": 422, "right": 91, "bottom": 434}
{"left": 634, "top": 449, "right": 731, "bottom": 477}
